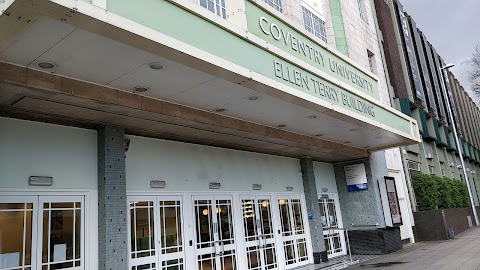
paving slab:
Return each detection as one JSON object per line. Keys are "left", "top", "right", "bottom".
{"left": 345, "top": 227, "right": 480, "bottom": 270}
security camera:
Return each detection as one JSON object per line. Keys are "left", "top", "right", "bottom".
{"left": 457, "top": 165, "right": 463, "bottom": 169}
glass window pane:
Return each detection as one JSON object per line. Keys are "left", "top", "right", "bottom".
{"left": 134, "top": 208, "right": 152, "bottom": 251}
{"left": 159, "top": 200, "right": 182, "bottom": 258}
{"left": 75, "top": 209, "right": 81, "bottom": 260}
{"left": 42, "top": 210, "right": 49, "bottom": 263}
{"left": 41, "top": 202, "right": 82, "bottom": 268}
{"left": 25, "top": 210, "right": 32, "bottom": 265}
{"left": 279, "top": 199, "right": 291, "bottom": 236}
{"left": 51, "top": 203, "right": 75, "bottom": 209}
{"left": 49, "top": 209, "right": 75, "bottom": 261}
{"left": 130, "top": 201, "right": 154, "bottom": 259}
{"left": 0, "top": 204, "right": 31, "bottom": 268}
{"left": 0, "top": 203, "right": 25, "bottom": 210}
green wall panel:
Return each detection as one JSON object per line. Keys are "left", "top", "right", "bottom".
{"left": 106, "top": 0, "right": 412, "bottom": 135}
{"left": 329, "top": 0, "right": 348, "bottom": 56}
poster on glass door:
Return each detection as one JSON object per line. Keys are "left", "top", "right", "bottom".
{"left": 344, "top": 163, "right": 368, "bottom": 192}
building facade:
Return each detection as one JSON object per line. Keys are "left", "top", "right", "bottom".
{"left": 0, "top": 0, "right": 420, "bottom": 269}
{"left": 373, "top": 0, "right": 480, "bottom": 211}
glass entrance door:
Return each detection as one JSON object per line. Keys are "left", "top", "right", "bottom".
{"left": 240, "top": 196, "right": 277, "bottom": 270}
{"left": 0, "top": 195, "right": 85, "bottom": 270}
{"left": 38, "top": 196, "right": 84, "bottom": 270}
{"left": 193, "top": 195, "right": 236, "bottom": 270}
{"left": 318, "top": 194, "right": 346, "bottom": 258}
{"left": 128, "top": 196, "right": 185, "bottom": 270}
{"left": 277, "top": 197, "right": 309, "bottom": 269}
{"left": 0, "top": 196, "right": 36, "bottom": 270}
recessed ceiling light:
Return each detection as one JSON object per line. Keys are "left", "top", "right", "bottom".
{"left": 134, "top": 86, "right": 149, "bottom": 92}
{"left": 36, "top": 61, "right": 56, "bottom": 69}
{"left": 215, "top": 108, "right": 226, "bottom": 112}
{"left": 149, "top": 62, "right": 164, "bottom": 70}
{"left": 278, "top": 124, "right": 287, "bottom": 128}
{"left": 307, "top": 115, "right": 317, "bottom": 119}
{"left": 248, "top": 96, "right": 259, "bottom": 101}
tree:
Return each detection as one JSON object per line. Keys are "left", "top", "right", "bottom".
{"left": 468, "top": 45, "right": 480, "bottom": 95}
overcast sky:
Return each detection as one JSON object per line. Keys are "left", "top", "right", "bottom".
{"left": 400, "top": 0, "right": 480, "bottom": 100}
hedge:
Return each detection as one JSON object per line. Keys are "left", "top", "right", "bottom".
{"left": 411, "top": 172, "right": 470, "bottom": 211}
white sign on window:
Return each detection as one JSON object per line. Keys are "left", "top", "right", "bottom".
{"left": 53, "top": 244, "right": 67, "bottom": 262}
{"left": 344, "top": 163, "right": 368, "bottom": 192}
{"left": 0, "top": 252, "right": 20, "bottom": 268}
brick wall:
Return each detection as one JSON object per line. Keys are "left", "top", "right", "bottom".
{"left": 413, "top": 207, "right": 480, "bottom": 241}
{"left": 349, "top": 227, "right": 402, "bottom": 255}
{"left": 412, "top": 209, "right": 446, "bottom": 241}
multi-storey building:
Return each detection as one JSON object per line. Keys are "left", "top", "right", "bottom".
{"left": 0, "top": 0, "right": 420, "bottom": 269}
{"left": 373, "top": 0, "right": 480, "bottom": 212}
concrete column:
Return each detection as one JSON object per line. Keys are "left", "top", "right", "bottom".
{"left": 300, "top": 157, "right": 327, "bottom": 263}
{"left": 98, "top": 126, "right": 128, "bottom": 270}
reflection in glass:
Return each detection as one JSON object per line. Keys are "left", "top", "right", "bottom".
{"left": 279, "top": 200, "right": 292, "bottom": 236}
{"left": 198, "top": 253, "right": 215, "bottom": 270}
{"left": 160, "top": 201, "right": 182, "bottom": 254}
{"left": 195, "top": 200, "right": 213, "bottom": 249}
{"left": 221, "top": 251, "right": 236, "bottom": 270}
{"left": 217, "top": 200, "right": 234, "bottom": 245}
{"left": 42, "top": 202, "right": 81, "bottom": 269}
{"left": 292, "top": 200, "right": 304, "bottom": 234}
{"left": 0, "top": 203, "right": 33, "bottom": 269}
{"left": 283, "top": 240, "right": 295, "bottom": 265}
{"left": 130, "top": 201, "right": 154, "bottom": 259}
{"left": 162, "top": 258, "right": 184, "bottom": 270}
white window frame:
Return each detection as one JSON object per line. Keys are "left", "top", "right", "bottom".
{"left": 199, "top": 0, "right": 227, "bottom": 19}
{"left": 357, "top": 0, "right": 369, "bottom": 24}
{"left": 264, "top": 0, "right": 283, "bottom": 13}
{"left": 0, "top": 189, "right": 96, "bottom": 270}
{"left": 302, "top": 3, "right": 327, "bottom": 43}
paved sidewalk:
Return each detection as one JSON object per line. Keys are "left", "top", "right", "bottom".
{"left": 346, "top": 227, "right": 480, "bottom": 270}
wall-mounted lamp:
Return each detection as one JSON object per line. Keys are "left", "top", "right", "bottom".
{"left": 150, "top": 180, "right": 166, "bottom": 188}
{"left": 252, "top": 184, "right": 262, "bottom": 190}
{"left": 209, "top": 182, "right": 221, "bottom": 189}
{"left": 29, "top": 176, "right": 53, "bottom": 186}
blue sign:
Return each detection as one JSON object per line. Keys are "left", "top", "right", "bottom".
{"left": 347, "top": 183, "right": 368, "bottom": 192}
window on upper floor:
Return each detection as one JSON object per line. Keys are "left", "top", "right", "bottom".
{"left": 367, "top": 50, "right": 376, "bottom": 74}
{"left": 357, "top": 0, "right": 369, "bottom": 24}
{"left": 301, "top": 0, "right": 327, "bottom": 43}
{"left": 407, "top": 160, "right": 421, "bottom": 179}
{"left": 200, "top": 0, "right": 226, "bottom": 19}
{"left": 264, "top": 0, "right": 283, "bottom": 13}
